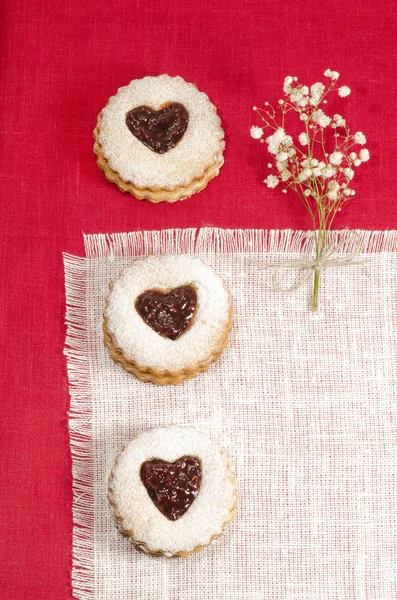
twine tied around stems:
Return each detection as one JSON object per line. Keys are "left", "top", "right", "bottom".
{"left": 264, "top": 231, "right": 367, "bottom": 294}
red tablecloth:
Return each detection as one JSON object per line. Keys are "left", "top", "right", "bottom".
{"left": 1, "top": 0, "right": 396, "bottom": 597}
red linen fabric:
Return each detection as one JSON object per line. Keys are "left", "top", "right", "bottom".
{"left": 0, "top": 0, "right": 396, "bottom": 597}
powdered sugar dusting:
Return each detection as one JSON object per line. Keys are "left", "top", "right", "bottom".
{"left": 97, "top": 75, "right": 225, "bottom": 189}
{"left": 110, "top": 426, "right": 236, "bottom": 555}
{"left": 104, "top": 254, "right": 231, "bottom": 372}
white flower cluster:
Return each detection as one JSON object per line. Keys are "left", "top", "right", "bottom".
{"left": 265, "top": 127, "right": 293, "bottom": 155}
{"left": 264, "top": 175, "right": 279, "bottom": 188}
{"left": 331, "top": 114, "right": 346, "bottom": 128}
{"left": 298, "top": 132, "right": 308, "bottom": 146}
{"left": 300, "top": 159, "right": 336, "bottom": 180}
{"left": 359, "top": 148, "right": 370, "bottom": 161}
{"left": 251, "top": 70, "right": 370, "bottom": 202}
{"left": 312, "top": 109, "right": 331, "bottom": 128}
{"left": 329, "top": 151, "right": 343, "bottom": 165}
{"left": 310, "top": 82, "right": 325, "bottom": 106}
{"left": 281, "top": 70, "right": 352, "bottom": 113}
{"left": 250, "top": 125, "right": 263, "bottom": 139}
{"left": 354, "top": 132, "right": 366, "bottom": 144}
{"left": 338, "top": 86, "right": 351, "bottom": 97}
{"left": 327, "top": 180, "right": 340, "bottom": 200}
{"left": 324, "top": 68, "right": 340, "bottom": 80}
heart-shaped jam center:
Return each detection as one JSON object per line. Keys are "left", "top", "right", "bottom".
{"left": 125, "top": 103, "right": 189, "bottom": 154}
{"left": 135, "top": 285, "right": 197, "bottom": 340}
{"left": 140, "top": 456, "right": 201, "bottom": 521}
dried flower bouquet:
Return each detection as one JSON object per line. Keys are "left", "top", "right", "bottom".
{"left": 251, "top": 70, "right": 370, "bottom": 310}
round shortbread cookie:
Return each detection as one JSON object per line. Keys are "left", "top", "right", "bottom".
{"left": 94, "top": 139, "right": 224, "bottom": 204}
{"left": 94, "top": 75, "right": 225, "bottom": 201}
{"left": 103, "top": 254, "right": 233, "bottom": 384}
{"left": 109, "top": 426, "right": 237, "bottom": 557}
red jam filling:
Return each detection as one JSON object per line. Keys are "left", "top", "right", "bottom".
{"left": 135, "top": 285, "right": 197, "bottom": 340}
{"left": 125, "top": 103, "right": 189, "bottom": 154}
{"left": 140, "top": 456, "right": 202, "bottom": 521}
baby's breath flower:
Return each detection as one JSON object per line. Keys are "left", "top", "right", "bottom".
{"left": 338, "top": 86, "right": 351, "bottom": 97}
{"left": 297, "top": 96, "right": 309, "bottom": 108}
{"left": 250, "top": 71, "right": 369, "bottom": 311}
{"left": 310, "top": 82, "right": 325, "bottom": 105}
{"left": 250, "top": 126, "right": 263, "bottom": 139}
{"left": 264, "top": 174, "right": 279, "bottom": 188}
{"left": 322, "top": 165, "right": 336, "bottom": 178}
{"left": 283, "top": 76, "right": 294, "bottom": 93}
{"left": 328, "top": 180, "right": 340, "bottom": 191}
{"left": 354, "top": 131, "right": 366, "bottom": 144}
{"left": 359, "top": 148, "right": 370, "bottom": 162}
{"left": 327, "top": 180, "right": 340, "bottom": 201}
{"left": 318, "top": 114, "right": 331, "bottom": 127}
{"left": 280, "top": 169, "right": 292, "bottom": 181}
{"left": 344, "top": 168, "right": 354, "bottom": 179}
{"left": 333, "top": 114, "right": 346, "bottom": 127}
{"left": 266, "top": 127, "right": 291, "bottom": 155}
{"left": 290, "top": 85, "right": 310, "bottom": 107}
{"left": 301, "top": 158, "right": 320, "bottom": 169}
{"left": 289, "top": 88, "right": 302, "bottom": 103}
{"left": 329, "top": 151, "right": 343, "bottom": 165}
{"left": 298, "top": 132, "right": 308, "bottom": 146}
{"left": 266, "top": 130, "right": 282, "bottom": 155}
{"left": 312, "top": 161, "right": 326, "bottom": 176}
{"left": 312, "top": 109, "right": 331, "bottom": 128}
{"left": 324, "top": 68, "right": 340, "bottom": 80}
{"left": 298, "top": 168, "right": 312, "bottom": 182}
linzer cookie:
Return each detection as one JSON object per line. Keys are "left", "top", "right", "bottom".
{"left": 108, "top": 426, "right": 237, "bottom": 557}
{"left": 103, "top": 254, "right": 233, "bottom": 384}
{"left": 94, "top": 75, "right": 225, "bottom": 203}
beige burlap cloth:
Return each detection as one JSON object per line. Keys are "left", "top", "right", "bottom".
{"left": 64, "top": 228, "right": 397, "bottom": 600}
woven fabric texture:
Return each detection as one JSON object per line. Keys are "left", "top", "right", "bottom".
{"left": 3, "top": 0, "right": 397, "bottom": 595}
{"left": 64, "top": 228, "right": 397, "bottom": 600}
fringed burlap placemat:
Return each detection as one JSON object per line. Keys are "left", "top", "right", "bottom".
{"left": 64, "top": 228, "right": 397, "bottom": 600}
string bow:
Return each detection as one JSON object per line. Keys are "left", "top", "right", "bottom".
{"left": 266, "top": 231, "right": 366, "bottom": 293}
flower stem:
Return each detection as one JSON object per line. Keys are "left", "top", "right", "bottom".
{"left": 312, "top": 269, "right": 320, "bottom": 311}
{"left": 312, "top": 223, "right": 325, "bottom": 312}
